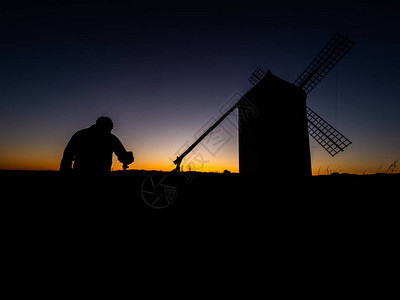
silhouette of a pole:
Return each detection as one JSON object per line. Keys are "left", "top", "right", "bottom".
{"left": 173, "top": 100, "right": 241, "bottom": 172}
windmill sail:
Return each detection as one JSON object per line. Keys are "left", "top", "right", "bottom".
{"left": 248, "top": 34, "right": 355, "bottom": 91}
{"left": 293, "top": 33, "right": 355, "bottom": 94}
{"left": 248, "top": 67, "right": 266, "bottom": 86}
{"left": 306, "top": 106, "right": 351, "bottom": 156}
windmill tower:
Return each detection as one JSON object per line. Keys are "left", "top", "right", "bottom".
{"left": 172, "top": 33, "right": 355, "bottom": 178}
{"left": 242, "top": 33, "right": 355, "bottom": 177}
{"left": 239, "top": 70, "right": 310, "bottom": 177}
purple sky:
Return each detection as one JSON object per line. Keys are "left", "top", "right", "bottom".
{"left": 0, "top": 0, "right": 399, "bottom": 174}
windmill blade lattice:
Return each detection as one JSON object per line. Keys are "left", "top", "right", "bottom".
{"left": 248, "top": 67, "right": 266, "bottom": 85}
{"left": 306, "top": 106, "right": 351, "bottom": 156}
{"left": 293, "top": 33, "right": 355, "bottom": 94}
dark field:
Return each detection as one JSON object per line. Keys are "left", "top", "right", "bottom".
{"left": 2, "top": 170, "right": 397, "bottom": 269}
{"left": 2, "top": 170, "right": 397, "bottom": 224}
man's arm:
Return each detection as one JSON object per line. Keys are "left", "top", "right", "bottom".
{"left": 60, "top": 134, "right": 78, "bottom": 172}
{"left": 112, "top": 135, "right": 134, "bottom": 170}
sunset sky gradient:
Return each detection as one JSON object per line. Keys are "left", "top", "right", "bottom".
{"left": 1, "top": 0, "right": 399, "bottom": 174}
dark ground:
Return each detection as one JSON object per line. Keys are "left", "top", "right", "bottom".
{"left": 1, "top": 169, "right": 397, "bottom": 251}
{"left": 1, "top": 170, "right": 397, "bottom": 228}
{"left": 1, "top": 170, "right": 398, "bottom": 285}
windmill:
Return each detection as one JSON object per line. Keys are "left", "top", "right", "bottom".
{"left": 141, "top": 33, "right": 355, "bottom": 208}
{"left": 172, "top": 33, "right": 355, "bottom": 177}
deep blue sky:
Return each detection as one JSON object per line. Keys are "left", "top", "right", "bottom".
{"left": 1, "top": 0, "right": 399, "bottom": 173}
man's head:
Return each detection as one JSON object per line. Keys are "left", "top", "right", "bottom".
{"left": 96, "top": 116, "right": 114, "bottom": 133}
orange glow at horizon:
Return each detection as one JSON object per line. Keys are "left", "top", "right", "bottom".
{"left": 0, "top": 138, "right": 395, "bottom": 175}
{"left": 0, "top": 148, "right": 240, "bottom": 173}
{"left": 0, "top": 160, "right": 240, "bottom": 173}
{"left": 0, "top": 155, "right": 383, "bottom": 175}
{"left": 0, "top": 157, "right": 395, "bottom": 175}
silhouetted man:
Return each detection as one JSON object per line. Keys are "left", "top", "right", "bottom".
{"left": 60, "top": 117, "right": 134, "bottom": 174}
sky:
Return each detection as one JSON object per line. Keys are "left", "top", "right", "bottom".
{"left": 0, "top": 0, "right": 399, "bottom": 174}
